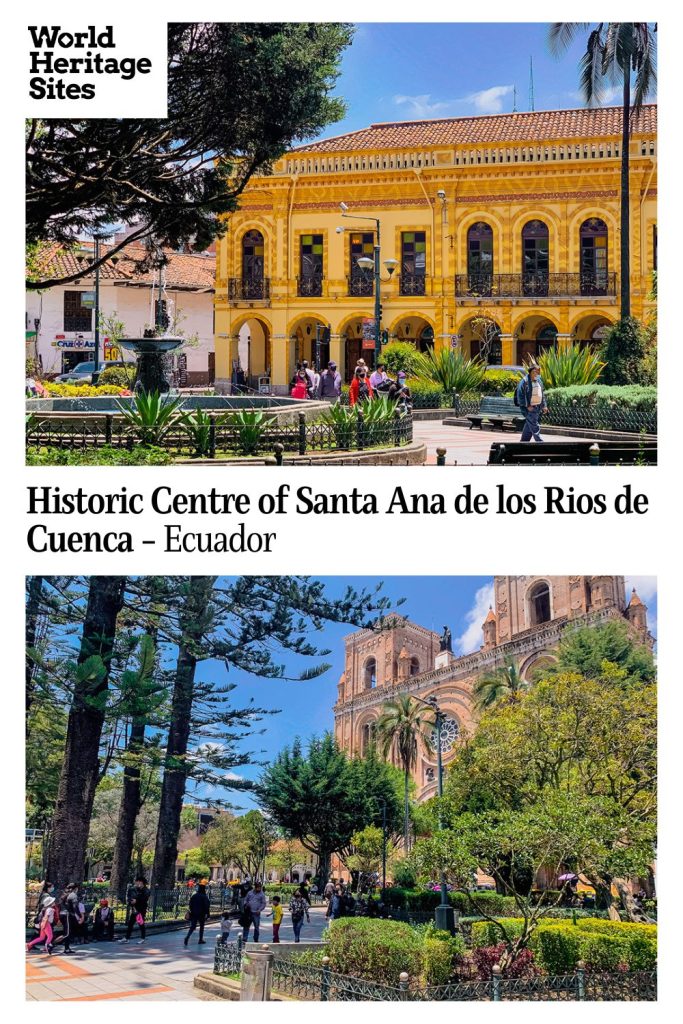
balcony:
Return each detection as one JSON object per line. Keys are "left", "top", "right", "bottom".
{"left": 297, "top": 274, "right": 323, "bottom": 298}
{"left": 455, "top": 272, "right": 617, "bottom": 300}
{"left": 399, "top": 272, "right": 426, "bottom": 296}
{"left": 348, "top": 275, "right": 374, "bottom": 297}
{"left": 228, "top": 277, "right": 271, "bottom": 302}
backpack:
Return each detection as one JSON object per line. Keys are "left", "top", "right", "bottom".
{"left": 513, "top": 379, "right": 522, "bottom": 406}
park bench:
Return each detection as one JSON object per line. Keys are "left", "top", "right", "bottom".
{"left": 487, "top": 440, "right": 657, "bottom": 466}
{"left": 467, "top": 397, "right": 525, "bottom": 431}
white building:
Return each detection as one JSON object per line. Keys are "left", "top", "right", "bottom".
{"left": 27, "top": 241, "right": 216, "bottom": 385}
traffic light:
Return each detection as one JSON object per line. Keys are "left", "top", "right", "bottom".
{"left": 381, "top": 329, "right": 389, "bottom": 345}
{"left": 322, "top": 325, "right": 331, "bottom": 344}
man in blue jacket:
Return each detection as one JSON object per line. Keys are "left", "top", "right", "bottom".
{"left": 516, "top": 362, "right": 547, "bottom": 443}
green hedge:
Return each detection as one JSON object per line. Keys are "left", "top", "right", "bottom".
{"left": 405, "top": 378, "right": 445, "bottom": 408}
{"left": 472, "top": 918, "right": 657, "bottom": 973}
{"left": 451, "top": 891, "right": 519, "bottom": 917}
{"left": 97, "top": 365, "right": 137, "bottom": 387}
{"left": 480, "top": 369, "right": 522, "bottom": 396}
{"left": 26, "top": 445, "right": 174, "bottom": 466}
{"left": 326, "top": 918, "right": 424, "bottom": 983}
{"left": 546, "top": 384, "right": 657, "bottom": 411}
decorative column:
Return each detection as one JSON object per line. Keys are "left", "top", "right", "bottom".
{"left": 329, "top": 333, "right": 344, "bottom": 375}
{"left": 499, "top": 333, "right": 514, "bottom": 365}
{"left": 556, "top": 333, "right": 572, "bottom": 352}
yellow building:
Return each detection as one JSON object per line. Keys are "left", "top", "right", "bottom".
{"left": 214, "top": 104, "right": 656, "bottom": 391}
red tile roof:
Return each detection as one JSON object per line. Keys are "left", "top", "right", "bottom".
{"left": 292, "top": 104, "right": 657, "bottom": 153}
{"left": 34, "top": 241, "right": 215, "bottom": 290}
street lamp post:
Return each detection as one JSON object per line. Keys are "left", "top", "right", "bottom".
{"left": 378, "top": 797, "right": 388, "bottom": 891}
{"left": 413, "top": 694, "right": 457, "bottom": 935}
{"left": 337, "top": 204, "right": 397, "bottom": 369}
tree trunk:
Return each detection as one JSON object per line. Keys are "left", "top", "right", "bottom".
{"left": 404, "top": 768, "right": 410, "bottom": 852}
{"left": 151, "top": 577, "right": 216, "bottom": 889}
{"left": 620, "top": 62, "right": 631, "bottom": 319}
{"left": 25, "top": 575, "right": 44, "bottom": 734}
{"left": 109, "top": 715, "right": 146, "bottom": 899}
{"left": 613, "top": 877, "right": 653, "bottom": 923}
{"left": 46, "top": 577, "right": 126, "bottom": 890}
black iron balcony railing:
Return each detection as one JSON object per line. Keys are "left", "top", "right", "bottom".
{"left": 399, "top": 272, "right": 427, "bottom": 296}
{"left": 297, "top": 273, "right": 324, "bottom": 297}
{"left": 455, "top": 272, "right": 617, "bottom": 299}
{"left": 228, "top": 277, "right": 271, "bottom": 301}
{"left": 348, "top": 275, "right": 374, "bottom": 297}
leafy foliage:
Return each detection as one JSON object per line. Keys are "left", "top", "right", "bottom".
{"left": 116, "top": 391, "right": 185, "bottom": 446}
{"left": 413, "top": 348, "right": 486, "bottom": 393}
{"left": 97, "top": 365, "right": 137, "bottom": 388}
{"left": 536, "top": 345, "right": 605, "bottom": 387}
{"left": 379, "top": 341, "right": 423, "bottom": 378}
{"left": 598, "top": 317, "right": 649, "bottom": 385}
{"left": 546, "top": 383, "right": 657, "bottom": 411}
{"left": 26, "top": 445, "right": 174, "bottom": 466}
{"left": 26, "top": 23, "right": 354, "bottom": 288}
{"left": 223, "top": 409, "right": 275, "bottom": 456}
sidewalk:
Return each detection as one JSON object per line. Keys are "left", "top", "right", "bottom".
{"left": 413, "top": 420, "right": 581, "bottom": 465}
{"left": 26, "top": 908, "right": 329, "bottom": 1001}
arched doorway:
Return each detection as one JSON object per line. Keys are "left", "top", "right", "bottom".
{"left": 579, "top": 218, "right": 609, "bottom": 295}
{"left": 522, "top": 220, "right": 550, "bottom": 296}
{"left": 467, "top": 222, "right": 494, "bottom": 294}
{"left": 288, "top": 316, "right": 330, "bottom": 379}
{"left": 571, "top": 314, "right": 614, "bottom": 350}
{"left": 236, "top": 317, "right": 271, "bottom": 389}
{"left": 240, "top": 230, "right": 266, "bottom": 299}
{"left": 515, "top": 316, "right": 558, "bottom": 365}
{"left": 391, "top": 316, "right": 435, "bottom": 353}
{"left": 342, "top": 317, "right": 375, "bottom": 381}
{"left": 460, "top": 315, "right": 502, "bottom": 365}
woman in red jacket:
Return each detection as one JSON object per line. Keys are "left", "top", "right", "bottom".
{"left": 349, "top": 367, "right": 374, "bottom": 406}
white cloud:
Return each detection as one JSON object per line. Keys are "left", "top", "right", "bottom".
{"left": 393, "top": 85, "right": 514, "bottom": 120}
{"left": 567, "top": 86, "right": 623, "bottom": 105}
{"left": 465, "top": 85, "right": 515, "bottom": 114}
{"left": 625, "top": 576, "right": 657, "bottom": 604}
{"left": 455, "top": 582, "right": 495, "bottom": 655}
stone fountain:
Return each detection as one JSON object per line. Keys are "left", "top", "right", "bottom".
{"left": 118, "top": 334, "right": 183, "bottom": 394}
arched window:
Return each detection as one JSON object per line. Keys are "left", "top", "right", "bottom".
{"left": 580, "top": 218, "right": 608, "bottom": 295}
{"left": 528, "top": 582, "right": 552, "bottom": 625}
{"left": 467, "top": 222, "right": 494, "bottom": 294}
{"left": 241, "top": 230, "right": 265, "bottom": 298}
{"left": 522, "top": 220, "right": 550, "bottom": 295}
{"left": 409, "top": 656, "right": 420, "bottom": 677}
{"left": 361, "top": 721, "right": 376, "bottom": 755}
{"left": 363, "top": 657, "right": 377, "bottom": 690}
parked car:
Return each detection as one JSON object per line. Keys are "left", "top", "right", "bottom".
{"left": 55, "top": 360, "right": 132, "bottom": 384}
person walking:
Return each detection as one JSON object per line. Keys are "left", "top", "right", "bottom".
{"left": 326, "top": 885, "right": 345, "bottom": 922}
{"left": 516, "top": 362, "right": 547, "bottom": 443}
{"left": 266, "top": 895, "right": 283, "bottom": 943}
{"left": 317, "top": 361, "right": 341, "bottom": 401}
{"left": 289, "top": 889, "right": 310, "bottom": 943}
{"left": 323, "top": 877, "right": 335, "bottom": 901}
{"left": 92, "top": 899, "right": 115, "bottom": 941}
{"left": 56, "top": 884, "right": 80, "bottom": 954}
{"left": 27, "top": 896, "right": 56, "bottom": 955}
{"left": 120, "top": 876, "right": 149, "bottom": 944}
{"left": 217, "top": 912, "right": 233, "bottom": 945}
{"left": 241, "top": 881, "right": 266, "bottom": 943}
{"left": 349, "top": 367, "right": 373, "bottom": 406}
{"left": 184, "top": 882, "right": 210, "bottom": 946}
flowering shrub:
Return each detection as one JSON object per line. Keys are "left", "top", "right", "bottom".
{"left": 471, "top": 943, "right": 538, "bottom": 980}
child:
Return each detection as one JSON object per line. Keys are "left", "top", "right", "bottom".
{"left": 218, "top": 912, "right": 233, "bottom": 945}
{"left": 27, "top": 896, "right": 56, "bottom": 955}
{"left": 92, "top": 899, "right": 115, "bottom": 941}
{"left": 266, "top": 896, "right": 283, "bottom": 943}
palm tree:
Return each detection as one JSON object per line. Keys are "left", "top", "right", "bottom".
{"left": 374, "top": 695, "right": 434, "bottom": 851}
{"left": 473, "top": 657, "right": 527, "bottom": 711}
{"left": 549, "top": 23, "right": 657, "bottom": 319}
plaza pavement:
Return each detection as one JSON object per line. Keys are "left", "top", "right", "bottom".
{"left": 413, "top": 420, "right": 581, "bottom": 465}
{"left": 26, "top": 906, "right": 329, "bottom": 1001}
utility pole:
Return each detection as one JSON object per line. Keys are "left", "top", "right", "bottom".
{"left": 529, "top": 56, "right": 535, "bottom": 112}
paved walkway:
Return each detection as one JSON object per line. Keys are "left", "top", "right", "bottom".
{"left": 26, "top": 908, "right": 329, "bottom": 1001}
{"left": 413, "top": 420, "right": 581, "bottom": 465}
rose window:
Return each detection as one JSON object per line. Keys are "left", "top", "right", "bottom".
{"left": 431, "top": 715, "right": 460, "bottom": 753}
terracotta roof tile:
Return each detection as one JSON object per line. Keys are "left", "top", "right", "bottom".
{"left": 35, "top": 241, "right": 215, "bottom": 290}
{"left": 292, "top": 104, "right": 657, "bottom": 154}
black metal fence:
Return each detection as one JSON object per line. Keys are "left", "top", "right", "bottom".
{"left": 26, "top": 412, "right": 414, "bottom": 459}
{"left": 265, "top": 959, "right": 656, "bottom": 1002}
{"left": 26, "top": 885, "right": 243, "bottom": 928}
{"left": 455, "top": 272, "right": 617, "bottom": 298}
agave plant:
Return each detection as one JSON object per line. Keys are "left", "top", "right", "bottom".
{"left": 178, "top": 408, "right": 216, "bottom": 458}
{"left": 413, "top": 348, "right": 487, "bottom": 393}
{"left": 116, "top": 391, "right": 185, "bottom": 446}
{"left": 536, "top": 345, "right": 605, "bottom": 388}
{"left": 321, "top": 402, "right": 356, "bottom": 450}
{"left": 224, "top": 409, "right": 275, "bottom": 456}
{"left": 361, "top": 395, "right": 398, "bottom": 446}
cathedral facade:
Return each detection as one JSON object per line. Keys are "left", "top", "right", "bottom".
{"left": 333, "top": 575, "right": 649, "bottom": 801}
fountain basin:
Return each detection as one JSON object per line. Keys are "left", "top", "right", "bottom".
{"left": 26, "top": 395, "right": 329, "bottom": 426}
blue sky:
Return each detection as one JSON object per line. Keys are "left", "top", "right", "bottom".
{"left": 192, "top": 574, "right": 657, "bottom": 812}
{"left": 303, "top": 22, "right": 656, "bottom": 144}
